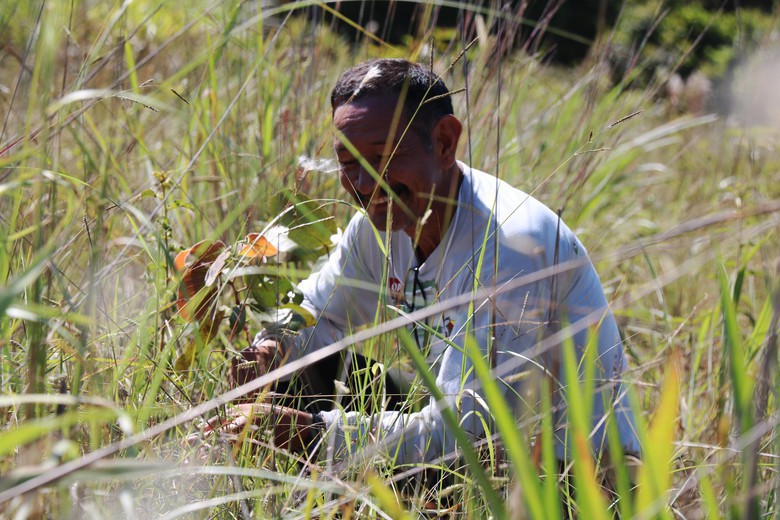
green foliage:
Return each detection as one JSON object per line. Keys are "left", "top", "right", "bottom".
{"left": 612, "top": 2, "right": 775, "bottom": 84}
{"left": 271, "top": 190, "right": 339, "bottom": 261}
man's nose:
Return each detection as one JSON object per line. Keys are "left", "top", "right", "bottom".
{"left": 351, "top": 165, "right": 379, "bottom": 197}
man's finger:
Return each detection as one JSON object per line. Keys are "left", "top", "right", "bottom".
{"left": 204, "top": 413, "right": 229, "bottom": 433}
{"left": 202, "top": 404, "right": 252, "bottom": 433}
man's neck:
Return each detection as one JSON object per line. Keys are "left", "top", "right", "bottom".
{"left": 410, "top": 164, "right": 463, "bottom": 263}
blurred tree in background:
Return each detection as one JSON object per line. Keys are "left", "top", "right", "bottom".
{"left": 315, "top": 0, "right": 776, "bottom": 113}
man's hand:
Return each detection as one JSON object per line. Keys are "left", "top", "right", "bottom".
{"left": 203, "top": 403, "right": 315, "bottom": 453}
{"left": 228, "top": 339, "right": 285, "bottom": 400}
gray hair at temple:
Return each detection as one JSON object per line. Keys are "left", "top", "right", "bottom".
{"left": 330, "top": 58, "right": 455, "bottom": 144}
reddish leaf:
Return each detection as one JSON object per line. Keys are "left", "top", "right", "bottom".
{"left": 205, "top": 248, "right": 231, "bottom": 287}
{"left": 175, "top": 239, "right": 226, "bottom": 321}
{"left": 239, "top": 233, "right": 278, "bottom": 260}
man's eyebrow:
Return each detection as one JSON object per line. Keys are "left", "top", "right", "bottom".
{"left": 334, "top": 140, "right": 394, "bottom": 153}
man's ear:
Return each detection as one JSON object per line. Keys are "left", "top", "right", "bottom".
{"left": 433, "top": 114, "right": 462, "bottom": 168}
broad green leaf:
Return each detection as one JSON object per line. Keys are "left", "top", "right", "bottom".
{"left": 272, "top": 190, "right": 337, "bottom": 258}
{"left": 248, "top": 275, "right": 297, "bottom": 311}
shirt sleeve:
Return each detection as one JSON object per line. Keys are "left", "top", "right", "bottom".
{"left": 550, "top": 231, "right": 640, "bottom": 457}
{"left": 254, "top": 214, "right": 386, "bottom": 365}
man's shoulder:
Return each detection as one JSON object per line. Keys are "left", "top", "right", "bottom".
{"left": 461, "top": 164, "right": 560, "bottom": 230}
{"left": 342, "top": 211, "right": 374, "bottom": 239}
{"left": 338, "top": 211, "right": 389, "bottom": 259}
{"left": 458, "top": 164, "right": 586, "bottom": 264}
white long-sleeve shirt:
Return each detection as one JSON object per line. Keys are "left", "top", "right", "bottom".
{"left": 259, "top": 162, "right": 640, "bottom": 465}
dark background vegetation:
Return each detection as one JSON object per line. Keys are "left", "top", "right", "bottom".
{"left": 1, "top": 0, "right": 779, "bottom": 517}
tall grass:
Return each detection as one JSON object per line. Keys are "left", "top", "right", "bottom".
{"left": 1, "top": 0, "right": 779, "bottom": 518}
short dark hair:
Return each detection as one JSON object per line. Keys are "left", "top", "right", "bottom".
{"left": 330, "top": 59, "right": 454, "bottom": 139}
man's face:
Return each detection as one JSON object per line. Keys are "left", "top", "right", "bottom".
{"left": 333, "top": 95, "right": 451, "bottom": 235}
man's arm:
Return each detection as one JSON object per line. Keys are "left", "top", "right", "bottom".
{"left": 229, "top": 214, "right": 382, "bottom": 380}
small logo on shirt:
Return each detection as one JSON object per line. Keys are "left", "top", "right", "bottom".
{"left": 389, "top": 277, "right": 403, "bottom": 293}
{"left": 444, "top": 317, "right": 454, "bottom": 336}
{"left": 388, "top": 277, "right": 404, "bottom": 303}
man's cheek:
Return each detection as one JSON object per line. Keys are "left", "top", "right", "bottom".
{"left": 339, "top": 175, "right": 358, "bottom": 200}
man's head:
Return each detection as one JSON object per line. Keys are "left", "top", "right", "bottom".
{"left": 331, "top": 59, "right": 463, "bottom": 255}
{"left": 330, "top": 58, "right": 454, "bottom": 147}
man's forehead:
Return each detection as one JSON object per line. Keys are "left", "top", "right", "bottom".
{"left": 333, "top": 99, "right": 410, "bottom": 147}
{"left": 333, "top": 138, "right": 394, "bottom": 154}
{"left": 334, "top": 94, "right": 409, "bottom": 123}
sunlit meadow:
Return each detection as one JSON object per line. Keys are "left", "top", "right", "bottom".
{"left": 1, "top": 1, "right": 778, "bottom": 518}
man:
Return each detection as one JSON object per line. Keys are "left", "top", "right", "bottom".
{"left": 216, "top": 58, "right": 640, "bottom": 466}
